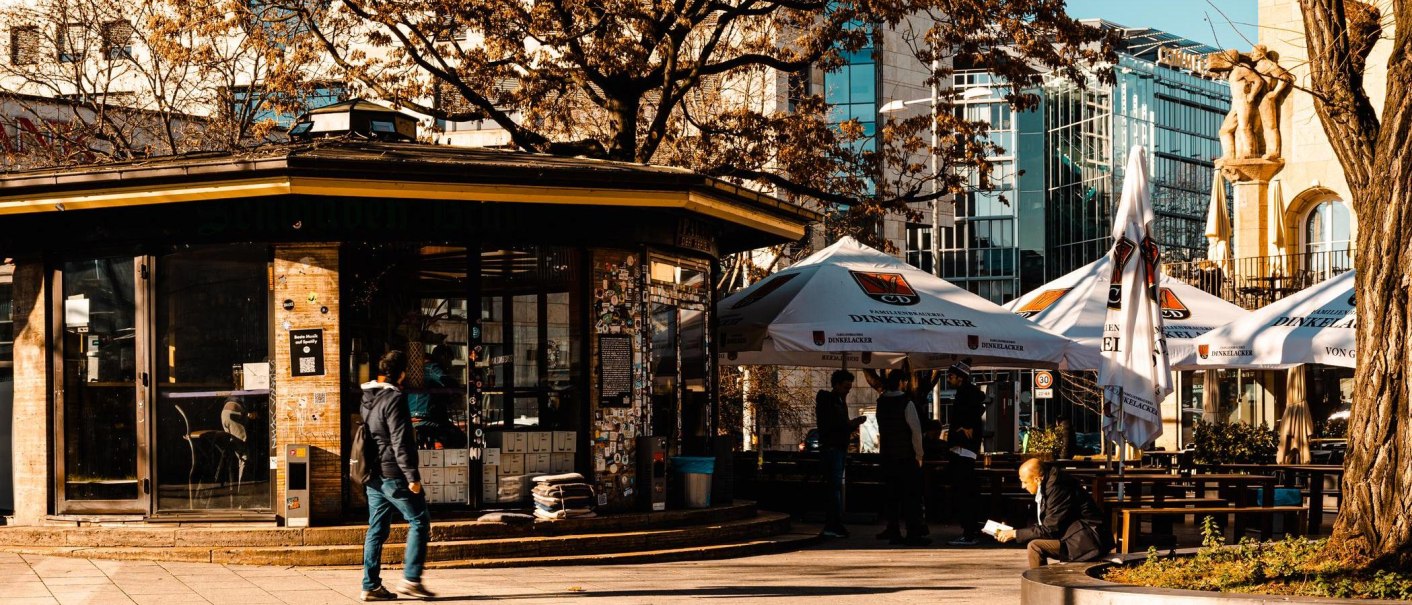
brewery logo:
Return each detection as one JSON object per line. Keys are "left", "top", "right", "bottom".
{"left": 1016, "top": 288, "right": 1071, "bottom": 318}
{"left": 967, "top": 335, "right": 980, "bottom": 350}
{"left": 1348, "top": 294, "right": 1355, "bottom": 307}
{"left": 1141, "top": 235, "right": 1162, "bottom": 292}
{"left": 1198, "top": 344, "right": 1210, "bottom": 359}
{"left": 813, "top": 331, "right": 826, "bottom": 346}
{"left": 850, "top": 271, "right": 920, "bottom": 306}
{"left": 1108, "top": 237, "right": 1136, "bottom": 310}
{"left": 729, "top": 273, "right": 799, "bottom": 309}
{"left": 1159, "top": 288, "right": 1193, "bottom": 320}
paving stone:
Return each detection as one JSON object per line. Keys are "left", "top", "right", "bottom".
{"left": 127, "top": 594, "right": 211, "bottom": 605}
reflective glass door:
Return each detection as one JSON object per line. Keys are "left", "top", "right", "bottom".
{"left": 57, "top": 257, "right": 148, "bottom": 513}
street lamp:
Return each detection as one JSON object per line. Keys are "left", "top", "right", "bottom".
{"left": 880, "top": 84, "right": 993, "bottom": 420}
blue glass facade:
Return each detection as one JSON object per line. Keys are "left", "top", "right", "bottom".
{"left": 824, "top": 46, "right": 878, "bottom": 154}
{"left": 906, "top": 30, "right": 1229, "bottom": 304}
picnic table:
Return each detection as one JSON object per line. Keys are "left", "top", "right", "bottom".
{"left": 1195, "top": 463, "right": 1344, "bottom": 534}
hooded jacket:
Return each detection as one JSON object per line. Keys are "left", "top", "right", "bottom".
{"left": 361, "top": 380, "right": 421, "bottom": 484}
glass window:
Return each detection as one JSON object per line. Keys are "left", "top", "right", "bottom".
{"left": 60, "top": 258, "right": 139, "bottom": 503}
{"left": 1305, "top": 200, "right": 1352, "bottom": 253}
{"left": 155, "top": 245, "right": 271, "bottom": 512}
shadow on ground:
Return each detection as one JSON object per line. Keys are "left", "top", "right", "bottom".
{"left": 432, "top": 585, "right": 972, "bottom": 600}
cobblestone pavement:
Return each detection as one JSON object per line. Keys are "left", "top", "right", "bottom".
{"left": 0, "top": 525, "right": 1028, "bottom": 604}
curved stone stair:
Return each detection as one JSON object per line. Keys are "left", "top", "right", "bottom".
{"left": 0, "top": 502, "right": 811, "bottom": 567}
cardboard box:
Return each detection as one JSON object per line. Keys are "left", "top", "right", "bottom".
{"left": 490, "top": 432, "right": 528, "bottom": 453}
{"left": 482, "top": 448, "right": 500, "bottom": 466}
{"left": 446, "top": 467, "right": 468, "bottom": 486}
{"left": 482, "top": 465, "right": 499, "bottom": 483}
{"left": 481, "top": 482, "right": 498, "bottom": 502}
{"left": 423, "top": 467, "right": 446, "bottom": 486}
{"left": 528, "top": 432, "right": 552, "bottom": 453}
{"left": 447, "top": 483, "right": 469, "bottom": 503}
{"left": 499, "top": 453, "right": 525, "bottom": 476}
{"left": 552, "top": 431, "right": 576, "bottom": 453}
{"left": 425, "top": 484, "right": 444, "bottom": 503}
{"left": 551, "top": 453, "right": 574, "bottom": 473}
{"left": 527, "top": 453, "right": 551, "bottom": 474}
{"left": 419, "top": 450, "right": 444, "bottom": 468}
{"left": 445, "top": 449, "right": 469, "bottom": 467}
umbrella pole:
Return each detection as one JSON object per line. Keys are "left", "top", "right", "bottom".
{"left": 1117, "top": 387, "right": 1126, "bottom": 500}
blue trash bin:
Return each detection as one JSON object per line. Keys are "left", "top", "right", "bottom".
{"left": 672, "top": 456, "right": 715, "bottom": 508}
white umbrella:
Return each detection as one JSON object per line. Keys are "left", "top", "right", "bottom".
{"left": 1098, "top": 146, "right": 1173, "bottom": 451}
{"left": 718, "top": 237, "right": 1079, "bottom": 368}
{"left": 1269, "top": 179, "right": 1290, "bottom": 276}
{"left": 1004, "top": 256, "right": 1248, "bottom": 370}
{"left": 1205, "top": 170, "right": 1234, "bottom": 276}
{"left": 1194, "top": 270, "right": 1355, "bottom": 369}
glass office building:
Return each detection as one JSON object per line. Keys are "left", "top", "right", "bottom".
{"left": 906, "top": 22, "right": 1230, "bottom": 303}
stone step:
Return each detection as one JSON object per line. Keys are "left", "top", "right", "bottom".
{"left": 0, "top": 512, "right": 793, "bottom": 566}
{"left": 0, "top": 501, "right": 759, "bottom": 548}
{"left": 421, "top": 531, "right": 822, "bottom": 569}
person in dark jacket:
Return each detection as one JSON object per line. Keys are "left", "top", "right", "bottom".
{"left": 360, "top": 350, "right": 435, "bottom": 601}
{"left": 816, "top": 369, "right": 866, "bottom": 538}
{"left": 997, "top": 458, "right": 1114, "bottom": 568}
{"left": 875, "top": 369, "right": 930, "bottom": 546}
{"left": 945, "top": 360, "right": 986, "bottom": 546}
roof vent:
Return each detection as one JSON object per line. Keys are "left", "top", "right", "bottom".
{"left": 288, "top": 98, "right": 418, "bottom": 142}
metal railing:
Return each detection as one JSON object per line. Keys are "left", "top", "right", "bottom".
{"left": 1163, "top": 248, "right": 1355, "bottom": 309}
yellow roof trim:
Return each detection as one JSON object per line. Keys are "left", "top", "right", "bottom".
{"left": 0, "top": 176, "right": 806, "bottom": 240}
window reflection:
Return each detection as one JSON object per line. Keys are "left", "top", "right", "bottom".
{"left": 155, "top": 245, "right": 271, "bottom": 512}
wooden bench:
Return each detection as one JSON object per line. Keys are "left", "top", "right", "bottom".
{"left": 1118, "top": 506, "right": 1308, "bottom": 553}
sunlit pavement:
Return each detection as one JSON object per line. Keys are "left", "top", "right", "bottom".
{"left": 0, "top": 523, "right": 1028, "bottom": 604}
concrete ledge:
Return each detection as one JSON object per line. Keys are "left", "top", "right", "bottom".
{"left": 1022, "top": 561, "right": 1408, "bottom": 604}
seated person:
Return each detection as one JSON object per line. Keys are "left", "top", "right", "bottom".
{"left": 997, "top": 458, "right": 1113, "bottom": 568}
{"left": 408, "top": 345, "right": 468, "bottom": 448}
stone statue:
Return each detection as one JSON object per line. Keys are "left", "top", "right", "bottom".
{"left": 1207, "top": 49, "right": 1265, "bottom": 161}
{"left": 1206, "top": 47, "right": 1294, "bottom": 165}
{"left": 1251, "top": 45, "right": 1293, "bottom": 160}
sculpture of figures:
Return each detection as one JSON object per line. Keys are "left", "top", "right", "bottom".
{"left": 1207, "top": 49, "right": 1266, "bottom": 161}
{"left": 1251, "top": 45, "right": 1293, "bottom": 160}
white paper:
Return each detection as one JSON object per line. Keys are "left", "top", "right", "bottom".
{"left": 65, "top": 296, "right": 89, "bottom": 327}
{"left": 981, "top": 519, "right": 1012, "bottom": 537}
{"left": 242, "top": 362, "right": 270, "bottom": 390}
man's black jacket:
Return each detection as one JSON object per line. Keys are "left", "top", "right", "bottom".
{"left": 1015, "top": 466, "right": 1112, "bottom": 562}
{"left": 361, "top": 380, "right": 421, "bottom": 484}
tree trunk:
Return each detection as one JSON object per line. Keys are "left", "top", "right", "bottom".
{"left": 1335, "top": 169, "right": 1412, "bottom": 568}
{"left": 1298, "top": 0, "right": 1412, "bottom": 567}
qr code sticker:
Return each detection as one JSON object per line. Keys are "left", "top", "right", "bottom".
{"left": 299, "top": 357, "right": 316, "bottom": 373}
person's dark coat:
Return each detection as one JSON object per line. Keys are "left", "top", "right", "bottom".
{"left": 948, "top": 381, "right": 985, "bottom": 453}
{"left": 815, "top": 390, "right": 852, "bottom": 451}
{"left": 361, "top": 381, "right": 421, "bottom": 484}
{"left": 1015, "top": 467, "right": 1112, "bottom": 562}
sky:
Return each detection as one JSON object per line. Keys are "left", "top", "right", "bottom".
{"left": 1063, "top": 0, "right": 1259, "bottom": 50}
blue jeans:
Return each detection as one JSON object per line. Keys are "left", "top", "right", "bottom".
{"left": 363, "top": 478, "right": 430, "bottom": 591}
{"left": 821, "top": 448, "right": 847, "bottom": 530}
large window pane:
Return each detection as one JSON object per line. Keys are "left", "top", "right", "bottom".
{"left": 155, "top": 245, "right": 270, "bottom": 512}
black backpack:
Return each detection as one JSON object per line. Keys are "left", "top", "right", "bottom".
{"left": 349, "top": 416, "right": 377, "bottom": 486}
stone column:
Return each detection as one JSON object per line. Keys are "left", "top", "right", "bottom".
{"left": 272, "top": 244, "right": 342, "bottom": 523}
{"left": 10, "top": 261, "right": 48, "bottom": 525}
{"left": 1219, "top": 158, "right": 1285, "bottom": 271}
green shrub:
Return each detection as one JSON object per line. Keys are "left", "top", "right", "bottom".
{"left": 1024, "top": 425, "right": 1063, "bottom": 458}
{"left": 1191, "top": 420, "right": 1276, "bottom": 464}
{"left": 1106, "top": 534, "right": 1412, "bottom": 599}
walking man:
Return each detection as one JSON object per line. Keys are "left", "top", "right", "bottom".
{"left": 945, "top": 360, "right": 985, "bottom": 546}
{"left": 361, "top": 350, "right": 436, "bottom": 601}
{"left": 875, "top": 369, "right": 931, "bottom": 546}
{"left": 816, "top": 370, "right": 866, "bottom": 538}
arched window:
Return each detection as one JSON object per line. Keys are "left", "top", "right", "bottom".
{"left": 1304, "top": 200, "right": 1351, "bottom": 254}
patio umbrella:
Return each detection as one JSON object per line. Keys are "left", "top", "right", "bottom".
{"left": 1269, "top": 179, "right": 1290, "bottom": 276}
{"left": 1193, "top": 270, "right": 1355, "bottom": 369}
{"left": 1098, "top": 145, "right": 1173, "bottom": 452}
{"left": 1204, "top": 171, "right": 1234, "bottom": 276}
{"left": 1277, "top": 367, "right": 1314, "bottom": 464}
{"left": 717, "top": 237, "right": 1079, "bottom": 369}
{"left": 1004, "top": 256, "right": 1248, "bottom": 370}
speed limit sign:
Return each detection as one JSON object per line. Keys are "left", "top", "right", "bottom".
{"left": 1034, "top": 371, "right": 1054, "bottom": 389}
